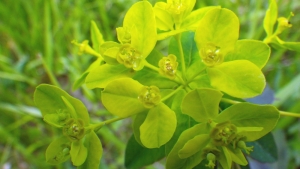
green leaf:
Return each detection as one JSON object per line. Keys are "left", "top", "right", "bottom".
{"left": 218, "top": 146, "right": 232, "bottom": 169}
{"left": 132, "top": 111, "right": 148, "bottom": 146}
{"left": 226, "top": 146, "right": 248, "bottom": 166}
{"left": 61, "top": 96, "right": 77, "bottom": 119}
{"left": 182, "top": 89, "right": 223, "bottom": 122}
{"left": 73, "top": 58, "right": 103, "bottom": 90}
{"left": 225, "top": 40, "right": 271, "bottom": 69}
{"left": 165, "top": 90, "right": 191, "bottom": 154}
{"left": 181, "top": 6, "right": 221, "bottom": 29}
{"left": 85, "top": 64, "right": 134, "bottom": 89}
{"left": 178, "top": 0, "right": 196, "bottom": 20}
{"left": 188, "top": 74, "right": 212, "bottom": 90}
{"left": 246, "top": 132, "right": 278, "bottom": 163}
{"left": 73, "top": 72, "right": 89, "bottom": 90}
{"left": 123, "top": 1, "right": 156, "bottom": 58}
{"left": 195, "top": 8, "right": 239, "bottom": 56}
{"left": 153, "top": 2, "right": 174, "bottom": 31}
{"left": 166, "top": 123, "right": 210, "bottom": 169}
{"left": 140, "top": 103, "right": 177, "bottom": 148}
{"left": 43, "top": 113, "right": 64, "bottom": 127}
{"left": 101, "top": 78, "right": 146, "bottom": 118}
{"left": 34, "top": 84, "right": 89, "bottom": 124}
{"left": 215, "top": 103, "right": 280, "bottom": 141}
{"left": 99, "top": 41, "right": 121, "bottom": 64}
{"left": 178, "top": 134, "right": 210, "bottom": 159}
{"left": 90, "top": 21, "right": 104, "bottom": 52}
{"left": 125, "top": 135, "right": 166, "bottom": 169}
{"left": 263, "top": 0, "right": 278, "bottom": 36}
{"left": 78, "top": 131, "right": 103, "bottom": 169}
{"left": 133, "top": 68, "right": 178, "bottom": 89}
{"left": 45, "top": 136, "right": 70, "bottom": 165}
{"left": 207, "top": 60, "right": 266, "bottom": 98}
{"left": 70, "top": 140, "right": 88, "bottom": 166}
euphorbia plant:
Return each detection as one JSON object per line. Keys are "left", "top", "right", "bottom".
{"left": 34, "top": 0, "right": 300, "bottom": 168}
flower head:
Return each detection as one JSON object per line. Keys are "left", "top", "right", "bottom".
{"left": 138, "top": 86, "right": 161, "bottom": 108}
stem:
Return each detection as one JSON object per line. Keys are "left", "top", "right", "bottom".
{"left": 39, "top": 54, "right": 61, "bottom": 87}
{"left": 161, "top": 85, "right": 184, "bottom": 102}
{"left": 144, "top": 61, "right": 160, "bottom": 72}
{"left": 175, "top": 34, "right": 186, "bottom": 79}
{"left": 279, "top": 111, "right": 300, "bottom": 118}
{"left": 90, "top": 116, "right": 125, "bottom": 132}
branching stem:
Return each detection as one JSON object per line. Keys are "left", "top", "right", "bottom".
{"left": 161, "top": 85, "right": 184, "bottom": 102}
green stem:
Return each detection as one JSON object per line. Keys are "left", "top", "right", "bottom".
{"left": 40, "top": 55, "right": 61, "bottom": 88}
{"left": 175, "top": 34, "right": 186, "bottom": 79}
{"left": 161, "top": 85, "right": 184, "bottom": 102}
{"left": 279, "top": 111, "right": 300, "bottom": 118}
{"left": 90, "top": 116, "right": 125, "bottom": 132}
{"left": 144, "top": 61, "right": 160, "bottom": 72}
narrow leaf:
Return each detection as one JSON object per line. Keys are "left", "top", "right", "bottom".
{"left": 263, "top": 0, "right": 278, "bottom": 36}
{"left": 90, "top": 21, "right": 104, "bottom": 52}
{"left": 178, "top": 134, "right": 210, "bottom": 159}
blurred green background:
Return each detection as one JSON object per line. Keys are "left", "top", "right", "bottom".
{"left": 0, "top": 0, "right": 300, "bottom": 169}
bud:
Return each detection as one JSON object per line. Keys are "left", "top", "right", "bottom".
{"left": 275, "top": 12, "right": 294, "bottom": 35}
{"left": 200, "top": 43, "right": 223, "bottom": 67}
{"left": 71, "top": 40, "right": 101, "bottom": 57}
{"left": 138, "top": 86, "right": 161, "bottom": 108}
{"left": 237, "top": 140, "right": 253, "bottom": 154}
{"left": 205, "top": 153, "right": 216, "bottom": 168}
{"left": 158, "top": 54, "right": 178, "bottom": 79}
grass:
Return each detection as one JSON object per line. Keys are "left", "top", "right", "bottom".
{"left": 0, "top": 0, "right": 300, "bottom": 168}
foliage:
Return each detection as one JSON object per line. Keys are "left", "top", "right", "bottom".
{"left": 1, "top": 0, "right": 300, "bottom": 169}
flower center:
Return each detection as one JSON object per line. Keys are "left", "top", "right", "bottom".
{"left": 63, "top": 118, "right": 85, "bottom": 141}
{"left": 200, "top": 43, "right": 223, "bottom": 66}
{"left": 138, "top": 86, "right": 161, "bottom": 108}
{"left": 117, "top": 44, "right": 142, "bottom": 69}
